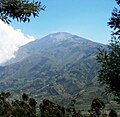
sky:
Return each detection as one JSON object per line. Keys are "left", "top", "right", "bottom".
{"left": 0, "top": 20, "right": 35, "bottom": 64}
{"left": 11, "top": 0, "right": 117, "bottom": 44}
{"left": 0, "top": 0, "right": 117, "bottom": 64}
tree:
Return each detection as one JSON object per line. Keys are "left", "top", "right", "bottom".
{"left": 88, "top": 98, "right": 105, "bottom": 117}
{"left": 96, "top": 0, "right": 120, "bottom": 102}
{"left": 0, "top": 92, "right": 38, "bottom": 117}
{"left": 22, "top": 93, "right": 29, "bottom": 101}
{"left": 109, "top": 110, "right": 118, "bottom": 117}
{"left": 108, "top": 0, "right": 120, "bottom": 38}
{"left": 29, "top": 98, "right": 37, "bottom": 114}
{"left": 39, "top": 99, "right": 65, "bottom": 117}
{"left": 0, "top": 0, "right": 46, "bottom": 24}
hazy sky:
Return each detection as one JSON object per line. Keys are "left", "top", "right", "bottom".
{"left": 11, "top": 0, "right": 117, "bottom": 44}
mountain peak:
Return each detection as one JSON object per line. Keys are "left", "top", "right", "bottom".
{"left": 0, "top": 32, "right": 105, "bottom": 106}
{"left": 47, "top": 32, "right": 73, "bottom": 41}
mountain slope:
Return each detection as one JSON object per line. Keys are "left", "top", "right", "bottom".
{"left": 0, "top": 32, "right": 105, "bottom": 105}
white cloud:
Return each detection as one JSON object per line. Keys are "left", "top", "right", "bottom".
{"left": 0, "top": 20, "right": 35, "bottom": 64}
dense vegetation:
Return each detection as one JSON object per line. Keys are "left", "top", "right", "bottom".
{"left": 0, "top": 92, "right": 118, "bottom": 117}
{"left": 96, "top": 0, "right": 120, "bottom": 103}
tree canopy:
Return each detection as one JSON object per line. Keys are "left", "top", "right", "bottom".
{"left": 96, "top": 0, "right": 120, "bottom": 102}
{"left": 108, "top": 0, "right": 120, "bottom": 38}
{"left": 0, "top": 0, "right": 46, "bottom": 23}
{"left": 89, "top": 98, "right": 105, "bottom": 117}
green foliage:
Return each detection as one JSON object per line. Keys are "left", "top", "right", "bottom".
{"left": 108, "top": 0, "right": 120, "bottom": 38}
{"left": 39, "top": 99, "right": 66, "bottom": 117}
{"left": 29, "top": 98, "right": 37, "bottom": 114}
{"left": 97, "top": 40, "right": 120, "bottom": 100}
{"left": 96, "top": 0, "right": 120, "bottom": 102}
{"left": 0, "top": 0, "right": 46, "bottom": 23}
{"left": 89, "top": 98, "right": 105, "bottom": 117}
{"left": 22, "top": 93, "right": 29, "bottom": 101}
{"left": 0, "top": 92, "right": 37, "bottom": 117}
{"left": 109, "top": 110, "right": 118, "bottom": 117}
{"left": 0, "top": 91, "right": 119, "bottom": 117}
{"left": 11, "top": 100, "right": 37, "bottom": 117}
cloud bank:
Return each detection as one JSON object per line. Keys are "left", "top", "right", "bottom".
{"left": 0, "top": 20, "right": 35, "bottom": 64}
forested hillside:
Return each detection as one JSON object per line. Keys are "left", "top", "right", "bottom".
{"left": 0, "top": 32, "right": 105, "bottom": 106}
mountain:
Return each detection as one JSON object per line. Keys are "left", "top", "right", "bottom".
{"left": 0, "top": 32, "right": 106, "bottom": 106}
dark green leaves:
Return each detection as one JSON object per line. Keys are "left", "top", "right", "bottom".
{"left": 0, "top": 92, "right": 37, "bottom": 117}
{"left": 108, "top": 2, "right": 120, "bottom": 38}
{"left": 89, "top": 98, "right": 105, "bottom": 117}
{"left": 22, "top": 93, "right": 29, "bottom": 101}
{"left": 97, "top": 0, "right": 120, "bottom": 103}
{"left": 116, "top": 0, "right": 120, "bottom": 5}
{"left": 97, "top": 40, "right": 120, "bottom": 100}
{"left": 0, "top": 0, "right": 46, "bottom": 23}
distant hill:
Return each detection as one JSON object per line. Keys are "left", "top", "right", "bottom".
{"left": 0, "top": 32, "right": 106, "bottom": 106}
